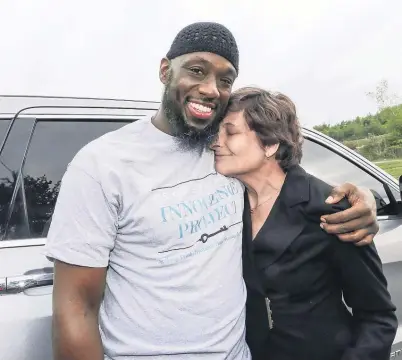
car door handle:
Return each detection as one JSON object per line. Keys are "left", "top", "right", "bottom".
{"left": 1, "top": 269, "right": 54, "bottom": 295}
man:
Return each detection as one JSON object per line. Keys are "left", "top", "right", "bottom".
{"left": 44, "top": 22, "right": 379, "bottom": 360}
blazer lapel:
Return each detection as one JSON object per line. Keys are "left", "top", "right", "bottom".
{"left": 252, "top": 165, "right": 311, "bottom": 271}
{"left": 253, "top": 200, "right": 306, "bottom": 270}
{"left": 242, "top": 192, "right": 265, "bottom": 293}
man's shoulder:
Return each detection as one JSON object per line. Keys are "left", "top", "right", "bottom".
{"left": 96, "top": 117, "right": 151, "bottom": 147}
{"left": 71, "top": 118, "right": 150, "bottom": 167}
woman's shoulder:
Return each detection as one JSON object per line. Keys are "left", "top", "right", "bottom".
{"left": 302, "top": 170, "right": 351, "bottom": 218}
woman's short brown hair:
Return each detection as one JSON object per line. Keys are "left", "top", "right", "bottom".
{"left": 227, "top": 86, "right": 303, "bottom": 171}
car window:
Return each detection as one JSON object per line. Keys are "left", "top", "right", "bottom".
{"left": 0, "top": 118, "right": 36, "bottom": 239}
{"left": 0, "top": 118, "right": 11, "bottom": 140}
{"left": 300, "top": 138, "right": 401, "bottom": 214}
{"left": 0, "top": 119, "right": 130, "bottom": 240}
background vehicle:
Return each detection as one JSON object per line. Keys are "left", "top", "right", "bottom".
{"left": 0, "top": 96, "right": 400, "bottom": 360}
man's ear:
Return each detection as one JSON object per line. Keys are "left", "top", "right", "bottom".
{"left": 159, "top": 58, "right": 171, "bottom": 85}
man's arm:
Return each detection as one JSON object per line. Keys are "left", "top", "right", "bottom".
{"left": 53, "top": 261, "right": 106, "bottom": 360}
{"left": 44, "top": 154, "right": 118, "bottom": 360}
{"left": 320, "top": 183, "right": 379, "bottom": 246}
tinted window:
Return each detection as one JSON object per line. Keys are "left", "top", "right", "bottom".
{"left": 0, "top": 118, "right": 11, "bottom": 140}
{"left": 0, "top": 118, "right": 36, "bottom": 239}
{"left": 301, "top": 138, "right": 401, "bottom": 214}
{"left": 0, "top": 119, "right": 129, "bottom": 240}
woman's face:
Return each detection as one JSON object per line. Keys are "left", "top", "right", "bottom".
{"left": 210, "top": 110, "right": 278, "bottom": 177}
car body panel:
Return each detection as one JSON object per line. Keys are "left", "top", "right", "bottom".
{"left": 0, "top": 239, "right": 52, "bottom": 360}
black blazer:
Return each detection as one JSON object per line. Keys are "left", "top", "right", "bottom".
{"left": 243, "top": 165, "right": 397, "bottom": 360}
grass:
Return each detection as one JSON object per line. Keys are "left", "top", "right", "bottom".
{"left": 374, "top": 159, "right": 402, "bottom": 179}
{"left": 343, "top": 134, "right": 389, "bottom": 149}
{"left": 339, "top": 134, "right": 401, "bottom": 180}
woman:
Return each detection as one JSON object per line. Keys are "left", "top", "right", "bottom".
{"left": 210, "top": 87, "right": 397, "bottom": 360}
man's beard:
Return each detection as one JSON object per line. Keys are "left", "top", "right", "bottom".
{"left": 162, "top": 83, "right": 222, "bottom": 153}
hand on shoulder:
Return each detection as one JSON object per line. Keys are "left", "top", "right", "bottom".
{"left": 320, "top": 183, "right": 379, "bottom": 246}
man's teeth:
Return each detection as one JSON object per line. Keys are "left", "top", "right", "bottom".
{"left": 190, "top": 102, "right": 212, "bottom": 113}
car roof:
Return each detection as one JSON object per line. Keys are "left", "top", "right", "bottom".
{"left": 0, "top": 94, "right": 318, "bottom": 133}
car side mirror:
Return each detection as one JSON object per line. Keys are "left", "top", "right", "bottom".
{"left": 371, "top": 189, "right": 387, "bottom": 209}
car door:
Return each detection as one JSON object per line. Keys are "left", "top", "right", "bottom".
{"left": 301, "top": 129, "right": 402, "bottom": 358}
{"left": 0, "top": 116, "right": 131, "bottom": 360}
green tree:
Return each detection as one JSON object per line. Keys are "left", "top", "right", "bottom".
{"left": 0, "top": 172, "right": 60, "bottom": 239}
{"left": 313, "top": 80, "right": 402, "bottom": 162}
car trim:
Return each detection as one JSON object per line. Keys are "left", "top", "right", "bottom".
{"left": 378, "top": 215, "right": 402, "bottom": 221}
{"left": 0, "top": 238, "right": 46, "bottom": 249}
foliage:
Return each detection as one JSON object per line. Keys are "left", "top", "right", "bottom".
{"left": 314, "top": 80, "right": 402, "bottom": 163}
{"left": 374, "top": 159, "right": 402, "bottom": 180}
{"left": 0, "top": 171, "right": 60, "bottom": 239}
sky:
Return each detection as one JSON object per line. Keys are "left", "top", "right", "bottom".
{"left": 0, "top": 0, "right": 401, "bottom": 127}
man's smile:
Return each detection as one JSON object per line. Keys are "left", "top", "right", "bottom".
{"left": 187, "top": 101, "right": 216, "bottom": 120}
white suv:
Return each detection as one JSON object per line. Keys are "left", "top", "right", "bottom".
{"left": 0, "top": 96, "right": 400, "bottom": 359}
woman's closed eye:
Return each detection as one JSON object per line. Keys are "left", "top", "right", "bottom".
{"left": 226, "top": 129, "right": 240, "bottom": 136}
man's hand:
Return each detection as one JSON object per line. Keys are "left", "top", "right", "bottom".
{"left": 320, "top": 183, "right": 379, "bottom": 246}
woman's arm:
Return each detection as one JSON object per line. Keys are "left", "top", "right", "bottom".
{"left": 304, "top": 175, "right": 396, "bottom": 359}
{"left": 331, "top": 237, "right": 398, "bottom": 360}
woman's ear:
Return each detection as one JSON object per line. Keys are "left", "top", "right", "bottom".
{"left": 160, "top": 58, "right": 171, "bottom": 84}
{"left": 265, "top": 143, "right": 279, "bottom": 159}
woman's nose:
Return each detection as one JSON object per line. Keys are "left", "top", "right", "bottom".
{"left": 209, "top": 134, "right": 221, "bottom": 149}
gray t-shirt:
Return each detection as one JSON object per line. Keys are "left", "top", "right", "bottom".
{"left": 44, "top": 118, "right": 250, "bottom": 359}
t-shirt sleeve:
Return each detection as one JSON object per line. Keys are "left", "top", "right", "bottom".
{"left": 43, "top": 160, "right": 118, "bottom": 268}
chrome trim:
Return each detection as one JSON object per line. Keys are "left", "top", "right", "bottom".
{"left": 6, "top": 271, "right": 53, "bottom": 294}
{"left": 0, "top": 93, "right": 160, "bottom": 103}
{"left": 377, "top": 215, "right": 402, "bottom": 221}
{"left": 19, "top": 170, "right": 31, "bottom": 232}
{"left": 0, "top": 237, "right": 46, "bottom": 249}
{"left": 0, "top": 114, "right": 144, "bottom": 120}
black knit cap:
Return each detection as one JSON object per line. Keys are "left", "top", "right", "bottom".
{"left": 166, "top": 22, "right": 239, "bottom": 73}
